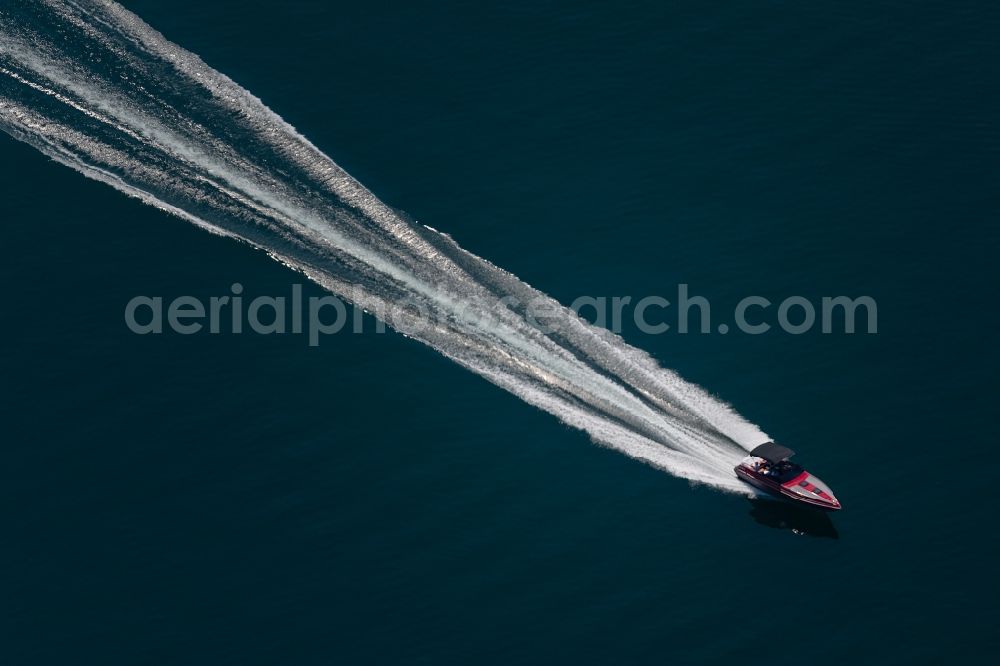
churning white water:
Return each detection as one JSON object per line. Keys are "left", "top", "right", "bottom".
{"left": 0, "top": 0, "right": 770, "bottom": 493}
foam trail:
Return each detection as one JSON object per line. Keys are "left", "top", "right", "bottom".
{"left": 0, "top": 0, "right": 770, "bottom": 493}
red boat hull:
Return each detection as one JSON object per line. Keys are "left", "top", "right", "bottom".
{"left": 735, "top": 464, "right": 841, "bottom": 511}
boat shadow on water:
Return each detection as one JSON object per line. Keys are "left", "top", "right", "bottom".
{"left": 746, "top": 498, "right": 840, "bottom": 539}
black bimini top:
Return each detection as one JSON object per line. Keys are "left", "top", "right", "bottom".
{"left": 750, "top": 442, "right": 796, "bottom": 463}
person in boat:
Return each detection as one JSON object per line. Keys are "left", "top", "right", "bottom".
{"left": 757, "top": 461, "right": 771, "bottom": 475}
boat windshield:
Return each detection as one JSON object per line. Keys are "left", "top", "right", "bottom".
{"left": 772, "top": 460, "right": 804, "bottom": 482}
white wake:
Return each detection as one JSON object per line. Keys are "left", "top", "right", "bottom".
{"left": 0, "top": 0, "right": 770, "bottom": 493}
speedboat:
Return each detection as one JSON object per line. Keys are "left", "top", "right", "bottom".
{"left": 734, "top": 442, "right": 841, "bottom": 511}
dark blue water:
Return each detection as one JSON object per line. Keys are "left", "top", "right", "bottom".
{"left": 2, "top": 1, "right": 997, "bottom": 663}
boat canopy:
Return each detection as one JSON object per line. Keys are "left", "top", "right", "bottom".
{"left": 750, "top": 442, "right": 796, "bottom": 463}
